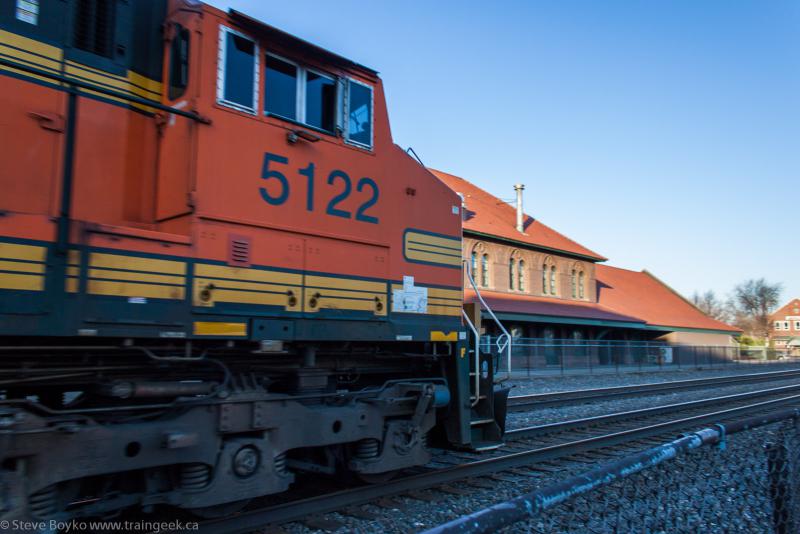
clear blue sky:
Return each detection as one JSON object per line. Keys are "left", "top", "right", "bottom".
{"left": 207, "top": 0, "right": 800, "bottom": 304}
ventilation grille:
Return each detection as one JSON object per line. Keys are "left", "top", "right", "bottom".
{"left": 228, "top": 235, "right": 251, "bottom": 267}
{"left": 73, "top": 0, "right": 116, "bottom": 58}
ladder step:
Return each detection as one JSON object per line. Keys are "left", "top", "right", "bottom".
{"left": 469, "top": 395, "right": 488, "bottom": 401}
{"left": 470, "top": 418, "right": 495, "bottom": 427}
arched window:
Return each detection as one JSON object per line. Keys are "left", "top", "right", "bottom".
{"left": 549, "top": 265, "right": 557, "bottom": 295}
{"left": 518, "top": 260, "right": 525, "bottom": 291}
{"left": 471, "top": 251, "right": 478, "bottom": 278}
{"left": 571, "top": 269, "right": 577, "bottom": 298}
{"left": 480, "top": 253, "right": 489, "bottom": 287}
{"left": 542, "top": 266, "right": 548, "bottom": 294}
{"left": 509, "top": 258, "right": 516, "bottom": 290}
{"left": 578, "top": 271, "right": 585, "bottom": 299}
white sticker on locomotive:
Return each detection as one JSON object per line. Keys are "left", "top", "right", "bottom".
{"left": 393, "top": 276, "right": 428, "bottom": 314}
{"left": 16, "top": 0, "right": 38, "bottom": 25}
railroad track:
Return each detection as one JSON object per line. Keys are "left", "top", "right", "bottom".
{"left": 173, "top": 380, "right": 800, "bottom": 533}
{"left": 507, "top": 367, "right": 800, "bottom": 410}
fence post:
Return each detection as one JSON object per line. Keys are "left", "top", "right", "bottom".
{"left": 526, "top": 345, "right": 531, "bottom": 378}
{"left": 766, "top": 441, "right": 793, "bottom": 534}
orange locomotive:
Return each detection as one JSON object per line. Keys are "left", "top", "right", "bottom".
{"left": 0, "top": 0, "right": 506, "bottom": 522}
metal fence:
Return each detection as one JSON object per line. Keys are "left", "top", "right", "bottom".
{"left": 480, "top": 337, "right": 799, "bottom": 376}
{"left": 426, "top": 408, "right": 800, "bottom": 533}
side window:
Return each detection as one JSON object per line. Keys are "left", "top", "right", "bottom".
{"left": 265, "top": 55, "right": 298, "bottom": 120}
{"left": 73, "top": 0, "right": 116, "bottom": 58}
{"left": 218, "top": 27, "right": 258, "bottom": 113}
{"left": 264, "top": 55, "right": 336, "bottom": 134}
{"left": 346, "top": 79, "right": 373, "bottom": 148}
{"left": 168, "top": 24, "right": 190, "bottom": 100}
{"left": 305, "top": 70, "right": 336, "bottom": 132}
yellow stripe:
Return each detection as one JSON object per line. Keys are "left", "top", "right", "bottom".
{"left": 66, "top": 277, "right": 79, "bottom": 293}
{"left": 194, "top": 277, "right": 293, "bottom": 294}
{"left": 204, "top": 288, "right": 288, "bottom": 307}
{"left": 89, "top": 253, "right": 186, "bottom": 275}
{"left": 66, "top": 267, "right": 80, "bottom": 277}
{"left": 0, "top": 260, "right": 45, "bottom": 274}
{"left": 68, "top": 250, "right": 80, "bottom": 265}
{"left": 89, "top": 267, "right": 184, "bottom": 286}
{"left": 315, "top": 297, "right": 382, "bottom": 313}
{"left": 404, "top": 249, "right": 462, "bottom": 267}
{"left": 0, "top": 29, "right": 62, "bottom": 60}
{"left": 429, "top": 287, "right": 462, "bottom": 300}
{"left": 311, "top": 288, "right": 384, "bottom": 300}
{"left": 88, "top": 280, "right": 185, "bottom": 300}
{"left": 430, "top": 331, "right": 458, "bottom": 342}
{"left": 0, "top": 272, "right": 44, "bottom": 291}
{"left": 405, "top": 231, "right": 462, "bottom": 251}
{"left": 128, "top": 70, "right": 162, "bottom": 96}
{"left": 194, "top": 322, "right": 247, "bottom": 337}
{"left": 0, "top": 62, "right": 60, "bottom": 85}
{"left": 66, "top": 61, "right": 162, "bottom": 100}
{"left": 405, "top": 241, "right": 462, "bottom": 257}
{"left": 427, "top": 305, "right": 462, "bottom": 317}
{"left": 65, "top": 59, "right": 126, "bottom": 81}
{"left": 195, "top": 264, "right": 301, "bottom": 286}
{"left": 0, "top": 243, "right": 46, "bottom": 262}
{"left": 0, "top": 46, "right": 61, "bottom": 72}
{"left": 305, "top": 275, "right": 386, "bottom": 293}
{"left": 65, "top": 63, "right": 135, "bottom": 93}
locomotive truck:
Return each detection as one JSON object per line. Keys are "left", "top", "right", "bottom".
{"left": 0, "top": 0, "right": 508, "bottom": 522}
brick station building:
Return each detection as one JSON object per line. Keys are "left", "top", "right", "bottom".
{"left": 769, "top": 298, "right": 800, "bottom": 355}
{"left": 430, "top": 169, "right": 740, "bottom": 367}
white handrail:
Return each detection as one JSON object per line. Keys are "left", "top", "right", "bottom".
{"left": 463, "top": 260, "right": 512, "bottom": 381}
{"left": 461, "top": 309, "right": 481, "bottom": 407}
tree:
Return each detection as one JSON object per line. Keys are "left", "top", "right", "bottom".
{"left": 691, "top": 290, "right": 730, "bottom": 322}
{"left": 731, "top": 279, "right": 782, "bottom": 339}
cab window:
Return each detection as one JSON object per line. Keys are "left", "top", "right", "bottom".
{"left": 264, "top": 54, "right": 336, "bottom": 134}
{"left": 305, "top": 71, "right": 336, "bottom": 132}
{"left": 168, "top": 24, "right": 190, "bottom": 100}
{"left": 346, "top": 79, "right": 373, "bottom": 148}
{"left": 265, "top": 55, "right": 297, "bottom": 120}
{"left": 217, "top": 26, "right": 258, "bottom": 113}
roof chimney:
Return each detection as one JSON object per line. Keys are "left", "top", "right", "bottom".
{"left": 514, "top": 184, "right": 525, "bottom": 233}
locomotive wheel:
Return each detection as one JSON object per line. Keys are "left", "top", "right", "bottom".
{"left": 188, "top": 499, "right": 251, "bottom": 519}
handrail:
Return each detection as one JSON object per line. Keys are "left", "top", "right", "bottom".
{"left": 0, "top": 57, "right": 211, "bottom": 124}
{"left": 463, "top": 259, "right": 512, "bottom": 381}
{"left": 461, "top": 309, "right": 481, "bottom": 407}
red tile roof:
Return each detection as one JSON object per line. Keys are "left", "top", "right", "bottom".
{"left": 769, "top": 299, "right": 800, "bottom": 321}
{"left": 595, "top": 265, "right": 741, "bottom": 333}
{"left": 465, "top": 289, "right": 644, "bottom": 324}
{"left": 430, "top": 169, "right": 607, "bottom": 261}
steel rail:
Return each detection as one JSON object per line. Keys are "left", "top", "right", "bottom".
{"left": 507, "top": 367, "right": 800, "bottom": 410}
{"left": 175, "top": 389, "right": 800, "bottom": 534}
{"left": 507, "top": 380, "right": 800, "bottom": 439}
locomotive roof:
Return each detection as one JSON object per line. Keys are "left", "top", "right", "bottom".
{"left": 229, "top": 10, "right": 378, "bottom": 78}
